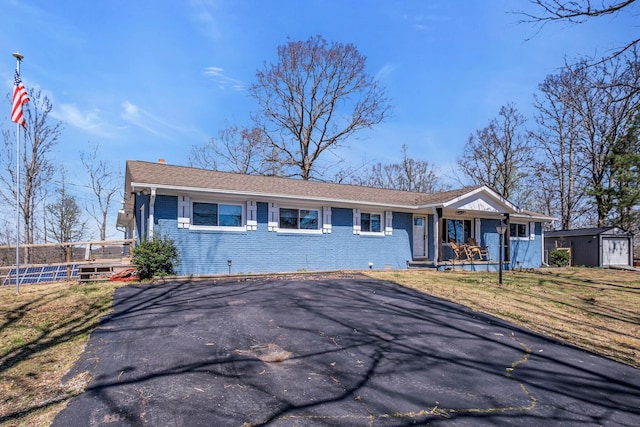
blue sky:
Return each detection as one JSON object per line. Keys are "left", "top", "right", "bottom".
{"left": 0, "top": 0, "right": 638, "bottom": 238}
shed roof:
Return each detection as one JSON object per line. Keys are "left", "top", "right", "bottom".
{"left": 546, "top": 227, "right": 632, "bottom": 238}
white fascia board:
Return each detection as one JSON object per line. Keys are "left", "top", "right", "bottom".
{"left": 511, "top": 212, "right": 557, "bottom": 222}
{"left": 130, "top": 182, "right": 419, "bottom": 211}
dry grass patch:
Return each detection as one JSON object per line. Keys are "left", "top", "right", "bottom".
{"left": 0, "top": 281, "right": 127, "bottom": 427}
{"left": 368, "top": 268, "right": 640, "bottom": 368}
{"left": 234, "top": 343, "right": 292, "bottom": 363}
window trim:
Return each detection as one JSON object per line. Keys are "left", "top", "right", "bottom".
{"left": 276, "top": 206, "right": 322, "bottom": 234}
{"left": 360, "top": 211, "right": 383, "bottom": 235}
{"left": 189, "top": 200, "right": 246, "bottom": 231}
{"left": 509, "top": 222, "right": 529, "bottom": 240}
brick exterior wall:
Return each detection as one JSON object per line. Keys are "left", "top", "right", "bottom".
{"left": 151, "top": 195, "right": 413, "bottom": 275}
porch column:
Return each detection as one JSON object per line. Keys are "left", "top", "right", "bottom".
{"left": 504, "top": 213, "right": 510, "bottom": 262}
{"left": 148, "top": 188, "right": 156, "bottom": 240}
{"left": 434, "top": 208, "right": 442, "bottom": 263}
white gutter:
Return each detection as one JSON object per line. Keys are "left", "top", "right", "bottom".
{"left": 541, "top": 227, "right": 548, "bottom": 266}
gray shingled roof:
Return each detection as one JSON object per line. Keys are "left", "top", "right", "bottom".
{"left": 126, "top": 160, "right": 482, "bottom": 208}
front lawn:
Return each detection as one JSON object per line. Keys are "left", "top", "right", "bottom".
{"left": 368, "top": 268, "right": 640, "bottom": 368}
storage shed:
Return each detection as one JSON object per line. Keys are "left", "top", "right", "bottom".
{"left": 544, "top": 227, "right": 634, "bottom": 267}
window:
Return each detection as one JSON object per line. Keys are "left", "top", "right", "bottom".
{"left": 279, "top": 208, "right": 319, "bottom": 230}
{"left": 193, "top": 202, "right": 242, "bottom": 227}
{"left": 361, "top": 213, "right": 381, "bottom": 233}
{"left": 510, "top": 223, "right": 528, "bottom": 238}
{"left": 445, "top": 219, "right": 471, "bottom": 244}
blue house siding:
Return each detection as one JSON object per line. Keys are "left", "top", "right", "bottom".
{"left": 480, "top": 218, "right": 543, "bottom": 269}
{"left": 151, "top": 197, "right": 412, "bottom": 275}
{"left": 480, "top": 218, "right": 502, "bottom": 262}
{"left": 137, "top": 195, "right": 546, "bottom": 274}
{"left": 510, "top": 222, "right": 542, "bottom": 269}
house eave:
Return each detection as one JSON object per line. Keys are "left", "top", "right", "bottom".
{"left": 130, "top": 182, "right": 421, "bottom": 211}
{"left": 129, "top": 181, "right": 553, "bottom": 221}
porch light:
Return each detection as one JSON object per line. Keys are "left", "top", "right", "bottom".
{"left": 496, "top": 222, "right": 507, "bottom": 285}
{"left": 496, "top": 222, "right": 507, "bottom": 235}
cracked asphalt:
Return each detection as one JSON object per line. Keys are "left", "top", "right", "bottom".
{"left": 52, "top": 274, "right": 640, "bottom": 426}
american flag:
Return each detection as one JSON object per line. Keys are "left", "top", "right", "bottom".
{"left": 11, "top": 71, "right": 29, "bottom": 128}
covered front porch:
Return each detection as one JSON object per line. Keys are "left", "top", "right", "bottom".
{"left": 408, "top": 186, "right": 549, "bottom": 270}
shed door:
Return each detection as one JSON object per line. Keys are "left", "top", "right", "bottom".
{"left": 413, "top": 216, "right": 427, "bottom": 258}
{"left": 602, "top": 238, "right": 629, "bottom": 266}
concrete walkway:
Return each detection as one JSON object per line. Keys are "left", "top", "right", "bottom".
{"left": 52, "top": 274, "right": 640, "bottom": 426}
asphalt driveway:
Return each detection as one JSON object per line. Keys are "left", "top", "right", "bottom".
{"left": 52, "top": 274, "right": 640, "bottom": 426}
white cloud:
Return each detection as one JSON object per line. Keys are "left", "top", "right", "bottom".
{"left": 203, "top": 66, "right": 244, "bottom": 91}
{"left": 51, "top": 103, "right": 113, "bottom": 137}
{"left": 375, "top": 63, "right": 398, "bottom": 82}
{"left": 120, "top": 101, "right": 186, "bottom": 140}
{"left": 121, "top": 101, "right": 140, "bottom": 120}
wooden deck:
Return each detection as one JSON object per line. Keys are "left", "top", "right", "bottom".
{"left": 78, "top": 261, "right": 133, "bottom": 283}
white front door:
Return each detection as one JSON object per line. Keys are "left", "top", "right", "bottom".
{"left": 413, "top": 216, "right": 427, "bottom": 258}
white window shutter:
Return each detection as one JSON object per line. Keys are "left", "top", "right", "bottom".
{"left": 529, "top": 222, "right": 535, "bottom": 240}
{"left": 353, "top": 209, "right": 361, "bottom": 234}
{"left": 322, "top": 206, "right": 332, "bottom": 233}
{"left": 385, "top": 211, "right": 393, "bottom": 235}
{"left": 177, "top": 196, "right": 191, "bottom": 229}
{"left": 268, "top": 203, "right": 279, "bottom": 231}
{"left": 246, "top": 200, "right": 258, "bottom": 231}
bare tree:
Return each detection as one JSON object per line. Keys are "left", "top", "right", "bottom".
{"left": 353, "top": 145, "right": 447, "bottom": 193}
{"left": 189, "top": 124, "right": 283, "bottom": 175}
{"left": 566, "top": 56, "right": 640, "bottom": 226}
{"left": 530, "top": 53, "right": 640, "bottom": 228}
{"left": 519, "top": 0, "right": 640, "bottom": 61}
{"left": 80, "top": 143, "right": 122, "bottom": 240}
{"left": 1, "top": 89, "right": 60, "bottom": 252}
{"left": 46, "top": 168, "right": 87, "bottom": 243}
{"left": 531, "top": 70, "right": 591, "bottom": 229}
{"left": 249, "top": 35, "right": 391, "bottom": 180}
{"left": 457, "top": 103, "right": 533, "bottom": 203}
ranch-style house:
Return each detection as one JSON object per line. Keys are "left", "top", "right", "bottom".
{"left": 117, "top": 160, "right": 554, "bottom": 275}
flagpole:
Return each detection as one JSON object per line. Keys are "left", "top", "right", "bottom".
{"left": 13, "top": 52, "right": 23, "bottom": 294}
